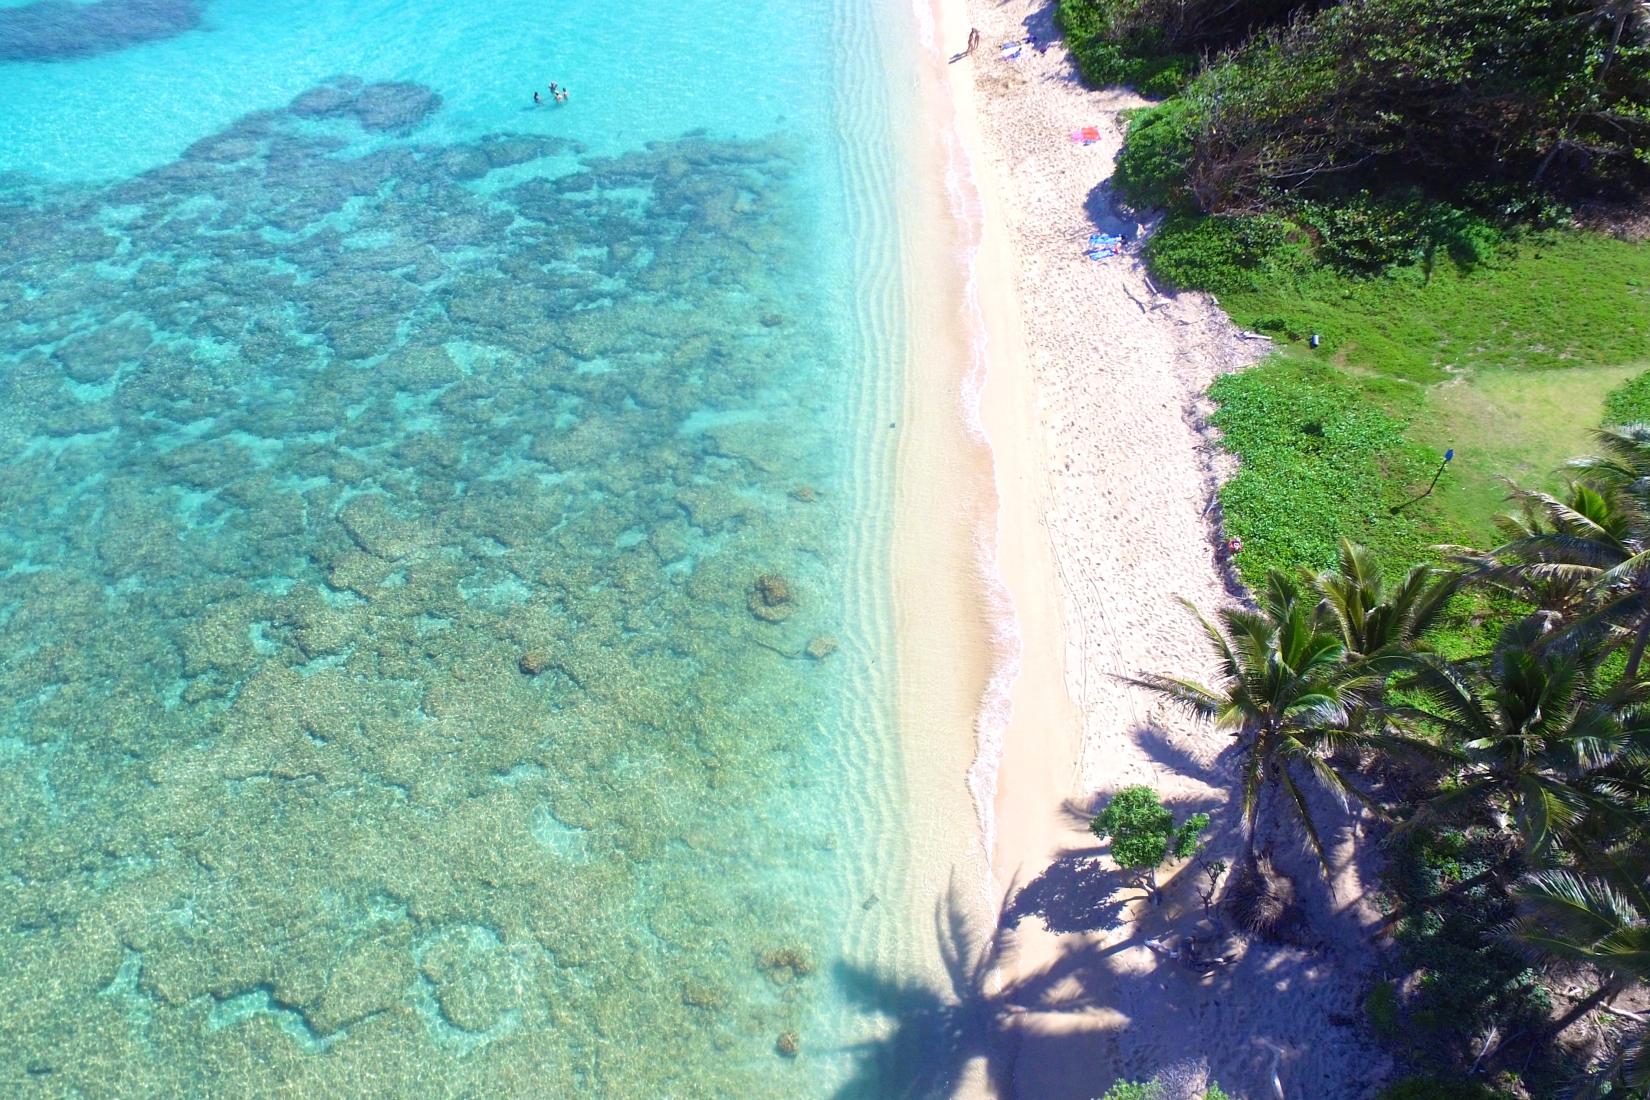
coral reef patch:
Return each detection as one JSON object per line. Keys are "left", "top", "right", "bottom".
{"left": 0, "top": 75, "right": 856, "bottom": 1095}
{"left": 0, "top": 0, "right": 205, "bottom": 62}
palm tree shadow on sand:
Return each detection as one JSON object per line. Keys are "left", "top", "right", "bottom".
{"left": 830, "top": 875, "right": 1109, "bottom": 1100}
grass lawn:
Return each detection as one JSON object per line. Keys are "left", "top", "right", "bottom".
{"left": 1203, "top": 229, "right": 1650, "bottom": 585}
{"left": 1413, "top": 363, "right": 1647, "bottom": 537}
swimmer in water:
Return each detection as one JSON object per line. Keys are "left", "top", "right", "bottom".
{"left": 555, "top": 88, "right": 568, "bottom": 103}
{"left": 533, "top": 91, "right": 541, "bottom": 104}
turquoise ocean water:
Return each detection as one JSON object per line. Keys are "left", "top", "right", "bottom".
{"left": 0, "top": 0, "right": 925, "bottom": 1093}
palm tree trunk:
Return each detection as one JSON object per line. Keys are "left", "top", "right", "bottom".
{"left": 1527, "top": 977, "right": 1629, "bottom": 1053}
{"left": 1626, "top": 616, "right": 1650, "bottom": 681}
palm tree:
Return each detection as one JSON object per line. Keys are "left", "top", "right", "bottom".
{"left": 1132, "top": 570, "right": 1410, "bottom": 873}
{"left": 1460, "top": 427, "right": 1650, "bottom": 678}
{"left": 1307, "top": 538, "right": 1458, "bottom": 661}
{"left": 1396, "top": 630, "right": 1648, "bottom": 865}
{"left": 1507, "top": 847, "right": 1650, "bottom": 1094}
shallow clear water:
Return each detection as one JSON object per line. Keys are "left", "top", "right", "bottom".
{"left": 0, "top": 0, "right": 916, "bottom": 1094}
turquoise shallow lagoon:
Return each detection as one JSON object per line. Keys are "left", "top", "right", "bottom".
{"left": 0, "top": 0, "right": 925, "bottom": 1094}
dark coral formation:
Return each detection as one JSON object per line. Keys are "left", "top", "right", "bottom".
{"left": 748, "top": 573, "right": 795, "bottom": 622}
{"left": 0, "top": 76, "right": 858, "bottom": 1096}
{"left": 289, "top": 76, "right": 443, "bottom": 132}
{"left": 0, "top": 0, "right": 204, "bottom": 62}
{"left": 804, "top": 635, "right": 838, "bottom": 660}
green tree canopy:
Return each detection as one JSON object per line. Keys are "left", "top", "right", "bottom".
{"left": 1090, "top": 785, "right": 1211, "bottom": 873}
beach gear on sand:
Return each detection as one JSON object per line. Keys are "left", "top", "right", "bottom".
{"left": 999, "top": 41, "right": 1022, "bottom": 60}
{"left": 1085, "top": 232, "right": 1123, "bottom": 261}
{"left": 1069, "top": 126, "right": 1101, "bottom": 145}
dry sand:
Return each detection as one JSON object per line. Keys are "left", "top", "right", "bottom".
{"left": 922, "top": 0, "right": 1397, "bottom": 1095}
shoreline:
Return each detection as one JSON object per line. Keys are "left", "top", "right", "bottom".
{"left": 920, "top": 0, "right": 1393, "bottom": 1095}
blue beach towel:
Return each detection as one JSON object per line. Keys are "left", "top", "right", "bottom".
{"left": 1085, "top": 232, "right": 1124, "bottom": 261}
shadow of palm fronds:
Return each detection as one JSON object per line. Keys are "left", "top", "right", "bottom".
{"left": 832, "top": 874, "right": 1109, "bottom": 1099}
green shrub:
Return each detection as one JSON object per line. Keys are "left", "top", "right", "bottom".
{"left": 1090, "top": 786, "right": 1210, "bottom": 872}
{"left": 1058, "top": 1, "right": 1196, "bottom": 95}
{"left": 1365, "top": 980, "right": 1401, "bottom": 1040}
{"left": 1095, "top": 1084, "right": 1155, "bottom": 1100}
{"left": 1115, "top": 100, "right": 1198, "bottom": 210}
{"left": 1386, "top": 829, "right": 1552, "bottom": 1065}
{"left": 1094, "top": 1081, "right": 1232, "bottom": 1099}
{"left": 1293, "top": 192, "right": 1507, "bottom": 275}
{"left": 1172, "top": 0, "right": 1650, "bottom": 214}
{"left": 1143, "top": 211, "right": 1302, "bottom": 294}
{"left": 1604, "top": 370, "right": 1650, "bottom": 427}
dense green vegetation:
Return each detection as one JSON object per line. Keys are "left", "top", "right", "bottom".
{"left": 1090, "top": 786, "right": 1210, "bottom": 902}
{"left": 1095, "top": 1079, "right": 1233, "bottom": 1099}
{"left": 1135, "top": 194, "right": 1650, "bottom": 1100}
{"left": 1194, "top": 229, "right": 1650, "bottom": 587}
{"left": 1132, "top": 442, "right": 1650, "bottom": 1092}
{"left": 1065, "top": 0, "right": 1650, "bottom": 210}
{"left": 1058, "top": 0, "right": 1650, "bottom": 1090}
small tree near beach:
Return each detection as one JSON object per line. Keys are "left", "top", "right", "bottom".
{"left": 1091, "top": 785, "right": 1211, "bottom": 904}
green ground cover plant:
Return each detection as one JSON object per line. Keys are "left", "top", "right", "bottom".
{"left": 1095, "top": 1079, "right": 1232, "bottom": 1099}
{"left": 1189, "top": 228, "right": 1650, "bottom": 589}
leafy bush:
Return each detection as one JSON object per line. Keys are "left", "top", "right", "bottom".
{"left": 1605, "top": 370, "right": 1650, "bottom": 427}
{"left": 1176, "top": 0, "right": 1650, "bottom": 214}
{"left": 1058, "top": 1, "right": 1196, "bottom": 96}
{"left": 1059, "top": 0, "right": 1323, "bottom": 96}
{"left": 1091, "top": 786, "right": 1210, "bottom": 872}
{"left": 1142, "top": 211, "right": 1301, "bottom": 294}
{"left": 1095, "top": 1080, "right": 1232, "bottom": 1099}
{"left": 1115, "top": 100, "right": 1198, "bottom": 210}
{"left": 1094, "top": 1084, "right": 1156, "bottom": 1100}
{"left": 1293, "top": 192, "right": 1507, "bottom": 275}
{"left": 1387, "top": 830, "right": 1552, "bottom": 1064}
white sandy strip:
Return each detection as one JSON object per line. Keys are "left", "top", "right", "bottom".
{"left": 926, "top": 0, "right": 1395, "bottom": 1095}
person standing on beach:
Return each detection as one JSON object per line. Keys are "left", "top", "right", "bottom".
{"left": 967, "top": 27, "right": 980, "bottom": 55}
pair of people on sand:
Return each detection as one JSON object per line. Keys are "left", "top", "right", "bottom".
{"left": 534, "top": 82, "right": 569, "bottom": 105}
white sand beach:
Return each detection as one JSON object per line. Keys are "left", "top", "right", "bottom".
{"left": 922, "top": 0, "right": 1396, "bottom": 1094}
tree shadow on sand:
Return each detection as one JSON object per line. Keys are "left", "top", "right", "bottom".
{"left": 830, "top": 868, "right": 1357, "bottom": 1099}
{"left": 1007, "top": 780, "right": 1228, "bottom": 934}
{"left": 831, "top": 875, "right": 1111, "bottom": 1099}
{"left": 1082, "top": 180, "right": 1139, "bottom": 239}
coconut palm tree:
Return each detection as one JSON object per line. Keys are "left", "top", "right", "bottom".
{"left": 1460, "top": 427, "right": 1650, "bottom": 678}
{"left": 1396, "top": 630, "right": 1650, "bottom": 864}
{"left": 1131, "top": 570, "right": 1414, "bottom": 873}
{"left": 1508, "top": 846, "right": 1650, "bottom": 1095}
{"left": 1307, "top": 538, "right": 1459, "bottom": 661}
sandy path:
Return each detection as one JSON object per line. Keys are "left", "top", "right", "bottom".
{"left": 927, "top": 0, "right": 1395, "bottom": 1095}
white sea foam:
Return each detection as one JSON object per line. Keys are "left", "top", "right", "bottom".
{"left": 935, "top": 89, "right": 1023, "bottom": 869}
